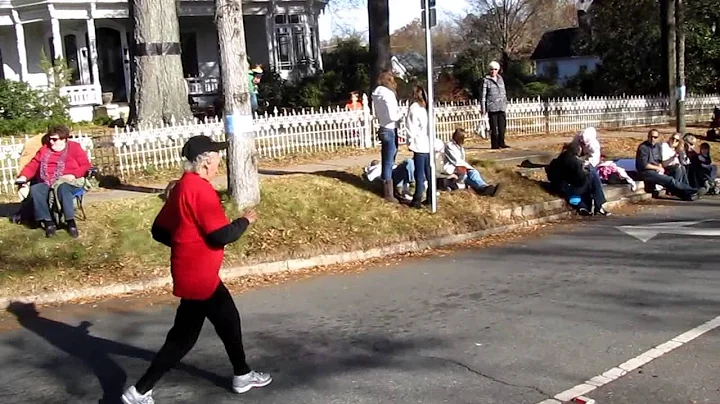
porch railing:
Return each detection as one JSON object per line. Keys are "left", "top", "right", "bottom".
{"left": 59, "top": 84, "right": 103, "bottom": 106}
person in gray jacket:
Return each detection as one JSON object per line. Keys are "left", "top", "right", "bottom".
{"left": 480, "top": 61, "right": 509, "bottom": 150}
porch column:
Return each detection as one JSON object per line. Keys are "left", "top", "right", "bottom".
{"left": 50, "top": 18, "right": 62, "bottom": 62}
{"left": 86, "top": 17, "right": 100, "bottom": 86}
{"left": 265, "top": 7, "right": 276, "bottom": 69}
{"left": 11, "top": 11, "right": 28, "bottom": 81}
{"left": 314, "top": 17, "right": 323, "bottom": 71}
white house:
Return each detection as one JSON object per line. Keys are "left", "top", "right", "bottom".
{"left": 530, "top": 0, "right": 600, "bottom": 83}
{"left": 0, "top": 0, "right": 327, "bottom": 121}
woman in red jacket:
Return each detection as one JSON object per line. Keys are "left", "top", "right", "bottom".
{"left": 121, "top": 135, "right": 271, "bottom": 404}
{"left": 16, "top": 125, "right": 91, "bottom": 238}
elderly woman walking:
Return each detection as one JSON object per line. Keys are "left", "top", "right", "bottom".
{"left": 121, "top": 135, "right": 271, "bottom": 404}
{"left": 480, "top": 61, "right": 509, "bottom": 150}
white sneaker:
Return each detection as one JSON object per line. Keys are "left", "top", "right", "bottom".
{"left": 232, "top": 370, "right": 272, "bottom": 393}
{"left": 121, "top": 386, "right": 155, "bottom": 404}
{"left": 629, "top": 181, "right": 638, "bottom": 192}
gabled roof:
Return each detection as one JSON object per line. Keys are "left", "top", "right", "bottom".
{"left": 393, "top": 52, "right": 426, "bottom": 72}
{"left": 530, "top": 27, "right": 592, "bottom": 60}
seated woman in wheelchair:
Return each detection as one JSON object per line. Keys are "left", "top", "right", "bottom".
{"left": 15, "top": 125, "right": 91, "bottom": 238}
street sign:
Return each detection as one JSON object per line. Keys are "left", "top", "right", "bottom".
{"left": 421, "top": 8, "right": 437, "bottom": 29}
{"left": 616, "top": 220, "right": 720, "bottom": 242}
{"left": 420, "top": 0, "right": 436, "bottom": 10}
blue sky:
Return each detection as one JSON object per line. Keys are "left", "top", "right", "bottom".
{"left": 318, "top": 0, "right": 471, "bottom": 41}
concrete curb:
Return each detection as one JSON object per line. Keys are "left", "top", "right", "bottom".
{"left": 0, "top": 187, "right": 650, "bottom": 309}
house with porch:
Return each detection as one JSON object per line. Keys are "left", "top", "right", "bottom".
{"left": 0, "top": 0, "right": 327, "bottom": 122}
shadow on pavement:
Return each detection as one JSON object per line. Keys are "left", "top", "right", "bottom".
{"left": 5, "top": 302, "right": 225, "bottom": 404}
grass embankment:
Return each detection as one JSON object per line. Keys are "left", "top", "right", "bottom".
{"left": 0, "top": 161, "right": 554, "bottom": 298}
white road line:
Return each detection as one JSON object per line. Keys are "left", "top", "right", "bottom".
{"left": 535, "top": 314, "right": 720, "bottom": 404}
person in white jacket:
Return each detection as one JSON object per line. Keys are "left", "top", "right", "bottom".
{"left": 443, "top": 129, "right": 501, "bottom": 196}
{"left": 371, "top": 70, "right": 403, "bottom": 203}
{"left": 405, "top": 86, "right": 434, "bottom": 208}
{"left": 574, "top": 127, "right": 602, "bottom": 167}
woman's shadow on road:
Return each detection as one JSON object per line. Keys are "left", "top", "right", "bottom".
{"left": 6, "top": 301, "right": 224, "bottom": 404}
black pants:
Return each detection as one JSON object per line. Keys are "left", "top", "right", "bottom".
{"left": 488, "top": 111, "right": 507, "bottom": 149}
{"left": 135, "top": 282, "right": 251, "bottom": 394}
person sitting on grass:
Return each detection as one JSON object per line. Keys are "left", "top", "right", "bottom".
{"left": 690, "top": 142, "right": 719, "bottom": 194}
{"left": 15, "top": 125, "right": 91, "bottom": 238}
{"left": 635, "top": 129, "right": 702, "bottom": 201}
{"left": 443, "top": 128, "right": 501, "bottom": 197}
{"left": 706, "top": 106, "right": 720, "bottom": 141}
{"left": 363, "top": 158, "right": 415, "bottom": 201}
{"left": 660, "top": 132, "right": 689, "bottom": 185}
{"left": 546, "top": 142, "right": 610, "bottom": 216}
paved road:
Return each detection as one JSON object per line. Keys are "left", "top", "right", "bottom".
{"left": 0, "top": 198, "right": 718, "bottom": 404}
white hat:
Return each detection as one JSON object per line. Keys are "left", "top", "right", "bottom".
{"left": 489, "top": 61, "right": 500, "bottom": 70}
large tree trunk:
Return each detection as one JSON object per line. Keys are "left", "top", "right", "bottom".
{"left": 368, "top": 0, "right": 391, "bottom": 89}
{"left": 128, "top": 0, "right": 193, "bottom": 127}
{"left": 216, "top": 0, "right": 260, "bottom": 209}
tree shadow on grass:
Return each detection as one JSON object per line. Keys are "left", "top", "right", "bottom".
{"left": 5, "top": 301, "right": 225, "bottom": 404}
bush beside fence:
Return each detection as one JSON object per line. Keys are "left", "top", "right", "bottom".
{"left": 0, "top": 93, "right": 717, "bottom": 194}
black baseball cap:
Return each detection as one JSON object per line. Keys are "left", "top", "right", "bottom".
{"left": 181, "top": 135, "right": 228, "bottom": 161}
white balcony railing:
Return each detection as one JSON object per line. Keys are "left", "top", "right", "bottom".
{"left": 59, "top": 84, "right": 102, "bottom": 106}
{"left": 186, "top": 77, "right": 219, "bottom": 95}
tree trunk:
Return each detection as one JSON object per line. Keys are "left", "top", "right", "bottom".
{"left": 368, "top": 0, "right": 391, "bottom": 89}
{"left": 129, "top": 0, "right": 193, "bottom": 127}
{"left": 216, "top": 0, "right": 260, "bottom": 209}
{"left": 675, "top": 0, "right": 685, "bottom": 133}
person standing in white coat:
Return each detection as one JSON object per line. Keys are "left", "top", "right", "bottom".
{"left": 371, "top": 70, "right": 403, "bottom": 203}
{"left": 406, "top": 86, "right": 442, "bottom": 209}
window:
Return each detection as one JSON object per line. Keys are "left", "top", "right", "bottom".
{"left": 277, "top": 28, "right": 291, "bottom": 66}
{"left": 293, "top": 27, "right": 306, "bottom": 61}
{"left": 64, "top": 35, "right": 81, "bottom": 85}
{"left": 180, "top": 32, "right": 199, "bottom": 77}
{"left": 289, "top": 15, "right": 300, "bottom": 24}
{"left": 275, "top": 15, "right": 287, "bottom": 24}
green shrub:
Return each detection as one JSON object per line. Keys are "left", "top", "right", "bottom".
{"left": 0, "top": 80, "right": 70, "bottom": 136}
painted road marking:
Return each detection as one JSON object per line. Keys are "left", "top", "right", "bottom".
{"left": 616, "top": 220, "right": 720, "bottom": 242}
{"left": 535, "top": 314, "right": 720, "bottom": 404}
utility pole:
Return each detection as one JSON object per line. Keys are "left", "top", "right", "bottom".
{"left": 675, "top": 0, "right": 686, "bottom": 134}
{"left": 215, "top": 0, "right": 260, "bottom": 208}
{"left": 665, "top": 0, "right": 677, "bottom": 118}
{"left": 422, "top": 0, "right": 437, "bottom": 213}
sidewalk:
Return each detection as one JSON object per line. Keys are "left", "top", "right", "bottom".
{"left": 85, "top": 131, "right": 645, "bottom": 203}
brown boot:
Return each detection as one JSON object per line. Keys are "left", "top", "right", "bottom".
{"left": 382, "top": 180, "right": 399, "bottom": 203}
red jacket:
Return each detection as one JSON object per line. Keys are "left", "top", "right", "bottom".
{"left": 20, "top": 141, "right": 91, "bottom": 182}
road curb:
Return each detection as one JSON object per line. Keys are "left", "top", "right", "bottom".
{"left": 0, "top": 188, "right": 650, "bottom": 309}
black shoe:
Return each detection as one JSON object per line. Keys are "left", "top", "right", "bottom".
{"left": 594, "top": 208, "right": 611, "bottom": 216}
{"left": 44, "top": 223, "right": 57, "bottom": 238}
{"left": 411, "top": 201, "right": 423, "bottom": 209}
{"left": 500, "top": 145, "right": 510, "bottom": 149}
{"left": 578, "top": 207, "right": 592, "bottom": 216}
{"left": 67, "top": 226, "right": 79, "bottom": 239}
{"left": 697, "top": 186, "right": 708, "bottom": 196}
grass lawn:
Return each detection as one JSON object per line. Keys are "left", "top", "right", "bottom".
{"left": 0, "top": 162, "right": 555, "bottom": 298}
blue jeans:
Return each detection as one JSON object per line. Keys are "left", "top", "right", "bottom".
{"left": 378, "top": 127, "right": 398, "bottom": 181}
{"left": 640, "top": 170, "right": 696, "bottom": 198}
{"left": 392, "top": 158, "right": 415, "bottom": 188}
{"left": 462, "top": 168, "right": 488, "bottom": 192}
{"left": 412, "top": 152, "right": 432, "bottom": 203}
{"left": 562, "top": 168, "right": 606, "bottom": 211}
{"left": 30, "top": 182, "right": 79, "bottom": 223}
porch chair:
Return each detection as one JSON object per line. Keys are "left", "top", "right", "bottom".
{"left": 51, "top": 167, "right": 99, "bottom": 224}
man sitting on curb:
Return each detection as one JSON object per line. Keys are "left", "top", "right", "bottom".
{"left": 635, "top": 129, "right": 702, "bottom": 201}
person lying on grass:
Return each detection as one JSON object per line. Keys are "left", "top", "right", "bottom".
{"left": 546, "top": 142, "right": 610, "bottom": 216}
{"left": 442, "top": 128, "right": 501, "bottom": 197}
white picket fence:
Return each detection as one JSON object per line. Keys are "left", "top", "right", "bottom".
{"left": 0, "top": 93, "right": 718, "bottom": 192}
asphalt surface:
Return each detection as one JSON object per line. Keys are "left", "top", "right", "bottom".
{"left": 0, "top": 198, "right": 719, "bottom": 404}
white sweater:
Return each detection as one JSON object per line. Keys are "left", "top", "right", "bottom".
{"left": 406, "top": 102, "right": 430, "bottom": 153}
{"left": 372, "top": 85, "right": 402, "bottom": 129}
